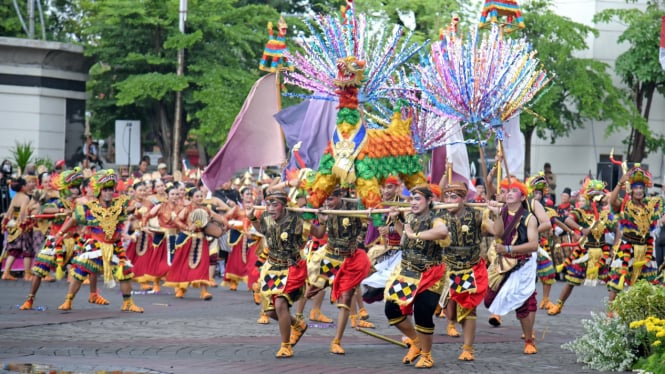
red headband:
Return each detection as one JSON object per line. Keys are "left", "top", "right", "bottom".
{"left": 500, "top": 177, "right": 528, "bottom": 196}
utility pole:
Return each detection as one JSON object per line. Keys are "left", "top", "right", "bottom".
{"left": 172, "top": 0, "right": 187, "bottom": 174}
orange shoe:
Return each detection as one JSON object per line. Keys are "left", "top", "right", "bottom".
{"left": 539, "top": 297, "right": 555, "bottom": 310}
{"left": 275, "top": 342, "right": 293, "bottom": 358}
{"left": 58, "top": 294, "right": 74, "bottom": 310}
{"left": 200, "top": 289, "right": 213, "bottom": 301}
{"left": 289, "top": 317, "right": 308, "bottom": 347}
{"left": 309, "top": 308, "right": 333, "bottom": 323}
{"left": 548, "top": 302, "right": 563, "bottom": 316}
{"left": 152, "top": 282, "right": 161, "bottom": 293}
{"left": 19, "top": 297, "right": 34, "bottom": 310}
{"left": 140, "top": 283, "right": 152, "bottom": 291}
{"left": 330, "top": 338, "right": 345, "bottom": 355}
{"left": 121, "top": 299, "right": 144, "bottom": 313}
{"left": 358, "top": 307, "right": 370, "bottom": 320}
{"left": 402, "top": 338, "right": 421, "bottom": 364}
{"left": 229, "top": 281, "right": 238, "bottom": 291}
{"left": 88, "top": 293, "right": 110, "bottom": 305}
{"left": 447, "top": 322, "right": 460, "bottom": 337}
{"left": 414, "top": 351, "right": 434, "bottom": 368}
{"left": 175, "top": 288, "right": 186, "bottom": 298}
{"left": 524, "top": 339, "right": 538, "bottom": 354}
{"left": 350, "top": 314, "right": 375, "bottom": 328}
{"left": 82, "top": 278, "right": 90, "bottom": 285}
{"left": 458, "top": 345, "right": 474, "bottom": 361}
{"left": 43, "top": 274, "right": 56, "bottom": 282}
{"left": 209, "top": 278, "right": 218, "bottom": 288}
{"left": 257, "top": 313, "right": 270, "bottom": 324}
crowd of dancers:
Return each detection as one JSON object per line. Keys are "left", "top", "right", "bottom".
{"left": 2, "top": 161, "right": 665, "bottom": 369}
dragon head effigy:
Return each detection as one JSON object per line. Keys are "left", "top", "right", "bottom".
{"left": 334, "top": 56, "right": 366, "bottom": 88}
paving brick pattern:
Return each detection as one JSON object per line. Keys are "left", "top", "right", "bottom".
{"left": 0, "top": 279, "right": 627, "bottom": 373}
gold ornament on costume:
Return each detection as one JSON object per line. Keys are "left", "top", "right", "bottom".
{"left": 280, "top": 232, "right": 288, "bottom": 241}
{"left": 461, "top": 225, "right": 469, "bottom": 233}
{"left": 87, "top": 196, "right": 129, "bottom": 241}
{"left": 342, "top": 217, "right": 350, "bottom": 228}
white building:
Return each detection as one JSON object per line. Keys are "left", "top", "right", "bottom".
{"left": 0, "top": 37, "right": 89, "bottom": 167}
{"left": 531, "top": 0, "right": 665, "bottom": 195}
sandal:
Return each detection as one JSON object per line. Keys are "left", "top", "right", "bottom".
{"left": 88, "top": 293, "right": 110, "bottom": 305}
{"left": 121, "top": 299, "right": 144, "bottom": 313}
{"left": 289, "top": 317, "right": 308, "bottom": 347}
{"left": 402, "top": 337, "right": 421, "bottom": 364}
{"left": 350, "top": 314, "right": 374, "bottom": 328}
{"left": 330, "top": 338, "right": 345, "bottom": 354}
{"left": 414, "top": 351, "right": 434, "bottom": 368}
{"left": 447, "top": 322, "right": 460, "bottom": 337}
{"left": 524, "top": 339, "right": 538, "bottom": 354}
{"left": 275, "top": 343, "right": 293, "bottom": 358}
{"left": 310, "top": 308, "right": 333, "bottom": 323}
{"left": 458, "top": 345, "right": 474, "bottom": 361}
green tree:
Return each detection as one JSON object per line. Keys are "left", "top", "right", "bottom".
{"left": 517, "top": 0, "right": 638, "bottom": 175}
{"left": 594, "top": 0, "right": 665, "bottom": 162}
{"left": 80, "top": 0, "right": 280, "bottom": 166}
{"left": 0, "top": 0, "right": 24, "bottom": 37}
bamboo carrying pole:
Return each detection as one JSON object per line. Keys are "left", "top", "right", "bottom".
{"left": 357, "top": 328, "right": 408, "bottom": 348}
{"left": 252, "top": 202, "right": 496, "bottom": 216}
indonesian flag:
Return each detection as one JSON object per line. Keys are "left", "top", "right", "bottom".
{"left": 660, "top": 16, "right": 665, "bottom": 70}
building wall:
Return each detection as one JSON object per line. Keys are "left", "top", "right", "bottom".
{"left": 0, "top": 37, "right": 89, "bottom": 167}
{"left": 532, "top": 0, "right": 665, "bottom": 196}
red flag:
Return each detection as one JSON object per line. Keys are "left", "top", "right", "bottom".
{"left": 202, "top": 73, "right": 286, "bottom": 190}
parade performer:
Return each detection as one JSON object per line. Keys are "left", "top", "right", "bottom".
{"left": 527, "top": 174, "right": 556, "bottom": 311}
{"left": 438, "top": 182, "right": 489, "bottom": 361}
{"left": 139, "top": 184, "right": 182, "bottom": 292}
{"left": 19, "top": 168, "right": 108, "bottom": 309}
{"left": 308, "top": 186, "right": 371, "bottom": 354}
{"left": 384, "top": 185, "right": 449, "bottom": 368}
{"left": 164, "top": 188, "right": 227, "bottom": 300}
{"left": 125, "top": 180, "right": 154, "bottom": 291}
{"left": 361, "top": 176, "right": 405, "bottom": 306}
{"left": 28, "top": 173, "right": 53, "bottom": 270}
{"left": 607, "top": 165, "right": 663, "bottom": 305}
{"left": 548, "top": 180, "right": 615, "bottom": 316}
{"left": 485, "top": 177, "right": 539, "bottom": 354}
{"left": 248, "top": 190, "right": 308, "bottom": 358}
{"left": 198, "top": 182, "right": 230, "bottom": 287}
{"left": 223, "top": 185, "right": 259, "bottom": 291}
{"left": 55, "top": 169, "right": 143, "bottom": 313}
{"left": 293, "top": 190, "right": 335, "bottom": 327}
{"left": 1, "top": 176, "right": 37, "bottom": 280}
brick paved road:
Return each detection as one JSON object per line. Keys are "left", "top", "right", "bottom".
{"left": 0, "top": 278, "right": 623, "bottom": 373}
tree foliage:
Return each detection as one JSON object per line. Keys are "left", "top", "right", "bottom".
{"left": 594, "top": 0, "right": 665, "bottom": 162}
{"left": 78, "top": 0, "right": 281, "bottom": 166}
{"left": 517, "top": 0, "right": 639, "bottom": 174}
{"left": 0, "top": 0, "right": 24, "bottom": 37}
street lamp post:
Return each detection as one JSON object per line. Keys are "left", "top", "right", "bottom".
{"left": 172, "top": 0, "right": 188, "bottom": 174}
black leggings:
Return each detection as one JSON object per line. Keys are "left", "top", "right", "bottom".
{"left": 385, "top": 290, "right": 439, "bottom": 334}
